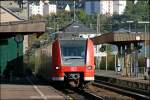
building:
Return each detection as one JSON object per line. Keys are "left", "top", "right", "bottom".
{"left": 84, "top": 0, "right": 126, "bottom": 15}
{"left": 44, "top": 4, "right": 57, "bottom": 15}
{"left": 29, "top": 0, "right": 57, "bottom": 16}
{"left": 113, "top": 0, "right": 126, "bottom": 15}
{"left": 29, "top": 1, "right": 44, "bottom": 16}
{"left": 100, "top": 0, "right": 114, "bottom": 15}
{"left": 84, "top": 1, "right": 101, "bottom": 15}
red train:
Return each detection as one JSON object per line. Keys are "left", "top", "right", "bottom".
{"left": 52, "top": 39, "right": 95, "bottom": 87}
{"left": 35, "top": 38, "right": 95, "bottom": 88}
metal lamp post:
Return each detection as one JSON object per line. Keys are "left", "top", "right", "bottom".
{"left": 138, "top": 21, "right": 150, "bottom": 79}
{"left": 73, "top": 0, "right": 76, "bottom": 21}
{"left": 138, "top": 21, "right": 150, "bottom": 58}
{"left": 126, "top": 21, "right": 134, "bottom": 32}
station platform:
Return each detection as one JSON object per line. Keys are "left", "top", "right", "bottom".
{"left": 95, "top": 70, "right": 150, "bottom": 93}
{"left": 0, "top": 77, "right": 66, "bottom": 100}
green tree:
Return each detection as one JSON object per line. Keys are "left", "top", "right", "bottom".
{"left": 110, "top": 0, "right": 149, "bottom": 31}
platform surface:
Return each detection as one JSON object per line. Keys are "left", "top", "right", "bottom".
{"left": 95, "top": 70, "right": 150, "bottom": 84}
{"left": 0, "top": 77, "right": 66, "bottom": 100}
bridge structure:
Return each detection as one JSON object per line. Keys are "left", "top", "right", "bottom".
{"left": 92, "top": 32, "right": 150, "bottom": 79}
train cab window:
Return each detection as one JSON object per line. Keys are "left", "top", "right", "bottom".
{"left": 60, "top": 40, "right": 86, "bottom": 66}
{"left": 62, "top": 47, "right": 85, "bottom": 57}
{"left": 61, "top": 40, "right": 86, "bottom": 57}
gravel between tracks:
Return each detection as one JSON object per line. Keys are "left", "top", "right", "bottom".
{"left": 87, "top": 85, "right": 135, "bottom": 100}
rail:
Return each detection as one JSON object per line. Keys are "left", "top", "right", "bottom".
{"left": 94, "top": 79, "right": 150, "bottom": 100}
{"left": 82, "top": 90, "right": 104, "bottom": 100}
{"left": 34, "top": 74, "right": 104, "bottom": 100}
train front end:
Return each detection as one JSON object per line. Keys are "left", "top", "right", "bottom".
{"left": 52, "top": 39, "right": 95, "bottom": 88}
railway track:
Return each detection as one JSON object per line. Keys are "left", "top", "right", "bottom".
{"left": 32, "top": 75, "right": 149, "bottom": 100}
{"left": 61, "top": 88, "right": 104, "bottom": 100}
{"left": 94, "top": 79, "right": 150, "bottom": 100}
{"left": 34, "top": 76, "right": 104, "bottom": 100}
{"left": 49, "top": 83, "right": 104, "bottom": 100}
{"left": 82, "top": 90, "right": 104, "bottom": 100}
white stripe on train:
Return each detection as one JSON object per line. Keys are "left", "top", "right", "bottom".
{"left": 52, "top": 77, "right": 94, "bottom": 81}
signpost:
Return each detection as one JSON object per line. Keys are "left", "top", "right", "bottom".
{"left": 14, "top": 34, "right": 24, "bottom": 56}
{"left": 14, "top": 34, "right": 24, "bottom": 76}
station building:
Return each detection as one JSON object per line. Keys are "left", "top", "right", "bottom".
{"left": 0, "top": 6, "right": 45, "bottom": 77}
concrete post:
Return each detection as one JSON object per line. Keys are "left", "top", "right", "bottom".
{"left": 144, "top": 33, "right": 150, "bottom": 80}
{"left": 115, "top": 53, "right": 117, "bottom": 73}
{"left": 144, "top": 41, "right": 150, "bottom": 80}
{"left": 121, "top": 45, "right": 125, "bottom": 76}
{"left": 125, "top": 44, "right": 132, "bottom": 77}
{"left": 117, "top": 45, "right": 121, "bottom": 74}
{"left": 144, "top": 57, "right": 150, "bottom": 80}
{"left": 133, "top": 43, "right": 139, "bottom": 77}
{"left": 106, "top": 44, "right": 108, "bottom": 71}
{"left": 130, "top": 43, "right": 134, "bottom": 76}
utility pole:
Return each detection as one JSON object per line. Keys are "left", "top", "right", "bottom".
{"left": 73, "top": 0, "right": 76, "bottom": 21}
{"left": 105, "top": 0, "right": 111, "bottom": 71}
{"left": 97, "top": 14, "right": 100, "bottom": 34}
{"left": 108, "top": 0, "right": 111, "bottom": 16}
{"left": 27, "top": 0, "right": 29, "bottom": 20}
{"left": 106, "top": 44, "right": 108, "bottom": 71}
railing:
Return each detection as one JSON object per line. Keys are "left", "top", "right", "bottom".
{"left": 124, "top": 67, "right": 145, "bottom": 77}
{"left": 95, "top": 67, "right": 146, "bottom": 78}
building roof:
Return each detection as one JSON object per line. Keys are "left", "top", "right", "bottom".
{"left": 0, "top": 6, "right": 24, "bottom": 22}
{"left": 7, "top": 7, "right": 21, "bottom": 12}
{"left": 56, "top": 21, "right": 97, "bottom": 39}
{"left": 92, "top": 32, "right": 149, "bottom": 45}
{"left": 114, "top": 28, "right": 129, "bottom": 33}
{"left": 59, "top": 21, "right": 97, "bottom": 34}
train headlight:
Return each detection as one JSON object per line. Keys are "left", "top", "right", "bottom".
{"left": 87, "top": 66, "right": 92, "bottom": 70}
{"left": 56, "top": 66, "right": 60, "bottom": 70}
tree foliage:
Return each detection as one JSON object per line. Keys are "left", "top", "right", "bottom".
{"left": 111, "top": 0, "right": 150, "bottom": 32}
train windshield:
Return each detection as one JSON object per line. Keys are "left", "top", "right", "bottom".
{"left": 60, "top": 40, "right": 86, "bottom": 66}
